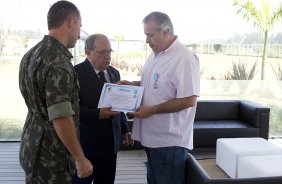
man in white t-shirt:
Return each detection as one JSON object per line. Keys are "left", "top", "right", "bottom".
{"left": 118, "top": 11, "right": 200, "bottom": 184}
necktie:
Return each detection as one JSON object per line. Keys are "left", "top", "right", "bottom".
{"left": 98, "top": 71, "right": 107, "bottom": 92}
{"left": 98, "top": 71, "right": 107, "bottom": 84}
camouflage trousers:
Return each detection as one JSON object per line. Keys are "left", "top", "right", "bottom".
{"left": 25, "top": 159, "right": 74, "bottom": 184}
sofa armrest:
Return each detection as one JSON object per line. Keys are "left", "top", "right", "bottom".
{"left": 208, "top": 177, "right": 282, "bottom": 184}
{"left": 186, "top": 153, "right": 282, "bottom": 184}
{"left": 239, "top": 101, "right": 270, "bottom": 139}
{"left": 187, "top": 153, "right": 211, "bottom": 184}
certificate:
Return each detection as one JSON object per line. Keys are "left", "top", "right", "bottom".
{"left": 98, "top": 83, "right": 144, "bottom": 113}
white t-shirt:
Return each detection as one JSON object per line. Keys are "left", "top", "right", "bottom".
{"left": 132, "top": 38, "right": 200, "bottom": 150}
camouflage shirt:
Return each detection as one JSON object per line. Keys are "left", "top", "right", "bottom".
{"left": 19, "top": 35, "right": 80, "bottom": 178}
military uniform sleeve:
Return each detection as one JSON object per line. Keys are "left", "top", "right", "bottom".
{"left": 45, "top": 66, "right": 75, "bottom": 121}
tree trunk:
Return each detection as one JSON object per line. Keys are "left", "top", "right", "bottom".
{"left": 261, "top": 31, "right": 268, "bottom": 80}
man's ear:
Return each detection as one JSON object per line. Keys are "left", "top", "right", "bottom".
{"left": 164, "top": 29, "right": 170, "bottom": 35}
{"left": 85, "top": 49, "right": 91, "bottom": 56}
{"left": 66, "top": 16, "right": 75, "bottom": 29}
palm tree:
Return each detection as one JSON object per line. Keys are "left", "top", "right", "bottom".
{"left": 113, "top": 33, "right": 124, "bottom": 62}
{"left": 233, "top": 0, "right": 282, "bottom": 80}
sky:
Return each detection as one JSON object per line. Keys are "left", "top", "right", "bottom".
{"left": 1, "top": 0, "right": 282, "bottom": 43}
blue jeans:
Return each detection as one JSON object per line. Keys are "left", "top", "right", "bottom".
{"left": 144, "top": 146, "right": 188, "bottom": 184}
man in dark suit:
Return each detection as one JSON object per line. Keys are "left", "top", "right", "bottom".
{"left": 72, "top": 34, "right": 133, "bottom": 184}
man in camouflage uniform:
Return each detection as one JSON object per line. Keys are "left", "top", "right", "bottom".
{"left": 18, "top": 1, "right": 93, "bottom": 183}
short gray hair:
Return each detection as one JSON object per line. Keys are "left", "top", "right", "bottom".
{"left": 143, "top": 11, "right": 174, "bottom": 35}
{"left": 85, "top": 34, "right": 101, "bottom": 51}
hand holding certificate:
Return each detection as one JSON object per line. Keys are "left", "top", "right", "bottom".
{"left": 98, "top": 83, "right": 144, "bottom": 113}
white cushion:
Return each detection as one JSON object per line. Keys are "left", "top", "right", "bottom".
{"left": 216, "top": 137, "right": 282, "bottom": 178}
{"left": 238, "top": 155, "right": 282, "bottom": 178}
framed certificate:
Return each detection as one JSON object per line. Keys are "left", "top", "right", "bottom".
{"left": 98, "top": 83, "right": 144, "bottom": 113}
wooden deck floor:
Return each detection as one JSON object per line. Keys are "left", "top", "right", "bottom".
{"left": 0, "top": 142, "right": 147, "bottom": 184}
{"left": 0, "top": 138, "right": 281, "bottom": 184}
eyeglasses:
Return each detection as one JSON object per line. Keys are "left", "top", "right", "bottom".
{"left": 90, "top": 49, "right": 114, "bottom": 56}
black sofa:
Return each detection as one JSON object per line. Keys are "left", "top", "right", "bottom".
{"left": 194, "top": 100, "right": 270, "bottom": 148}
{"left": 186, "top": 153, "right": 282, "bottom": 184}
{"left": 121, "top": 99, "right": 270, "bottom": 149}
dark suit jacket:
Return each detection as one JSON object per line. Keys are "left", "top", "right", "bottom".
{"left": 74, "top": 59, "right": 129, "bottom": 159}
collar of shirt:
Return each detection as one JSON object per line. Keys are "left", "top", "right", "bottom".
{"left": 153, "top": 36, "right": 180, "bottom": 58}
{"left": 93, "top": 68, "right": 110, "bottom": 82}
{"left": 163, "top": 36, "right": 179, "bottom": 54}
{"left": 152, "top": 36, "right": 180, "bottom": 62}
{"left": 43, "top": 35, "right": 73, "bottom": 59}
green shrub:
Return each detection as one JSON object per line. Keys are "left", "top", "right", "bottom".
{"left": 0, "top": 119, "right": 24, "bottom": 140}
{"left": 268, "top": 104, "right": 282, "bottom": 136}
{"left": 271, "top": 62, "right": 282, "bottom": 80}
{"left": 228, "top": 59, "right": 258, "bottom": 80}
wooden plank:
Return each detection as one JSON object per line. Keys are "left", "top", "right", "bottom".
{"left": 115, "top": 178, "right": 147, "bottom": 184}
{"left": 116, "top": 170, "right": 146, "bottom": 175}
{"left": 0, "top": 173, "right": 25, "bottom": 177}
{"left": 0, "top": 182, "right": 24, "bottom": 184}
{"left": 0, "top": 164, "right": 21, "bottom": 169}
{"left": 0, "top": 177, "right": 25, "bottom": 181}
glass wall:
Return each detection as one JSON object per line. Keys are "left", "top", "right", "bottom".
{"left": 0, "top": 58, "right": 26, "bottom": 140}
{"left": 1, "top": 67, "right": 282, "bottom": 140}
{"left": 200, "top": 80, "right": 282, "bottom": 137}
